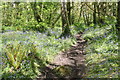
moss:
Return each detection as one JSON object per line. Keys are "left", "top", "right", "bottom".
{"left": 54, "top": 66, "right": 72, "bottom": 76}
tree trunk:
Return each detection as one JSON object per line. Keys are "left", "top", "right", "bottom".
{"left": 71, "top": 2, "right": 74, "bottom": 24}
{"left": 97, "top": 3, "right": 101, "bottom": 24}
{"left": 67, "top": 1, "right": 71, "bottom": 25}
{"left": 93, "top": 2, "right": 97, "bottom": 24}
{"left": 116, "top": 1, "right": 120, "bottom": 31}
{"left": 60, "top": 0, "right": 72, "bottom": 38}
{"left": 30, "top": 2, "right": 42, "bottom": 23}
{"left": 30, "top": 2, "right": 47, "bottom": 32}
{"left": 78, "top": 3, "right": 84, "bottom": 22}
{"left": 83, "top": 11, "right": 87, "bottom": 25}
{"left": 52, "top": 12, "right": 62, "bottom": 27}
{"left": 116, "top": 1, "right": 120, "bottom": 41}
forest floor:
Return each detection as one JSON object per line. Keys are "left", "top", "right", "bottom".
{"left": 37, "top": 32, "right": 87, "bottom": 80}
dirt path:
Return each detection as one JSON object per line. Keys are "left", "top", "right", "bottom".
{"left": 37, "top": 32, "right": 87, "bottom": 79}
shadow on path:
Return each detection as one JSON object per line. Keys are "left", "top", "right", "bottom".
{"left": 37, "top": 32, "right": 87, "bottom": 80}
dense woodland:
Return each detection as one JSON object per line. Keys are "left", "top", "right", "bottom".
{"left": 0, "top": 1, "right": 120, "bottom": 79}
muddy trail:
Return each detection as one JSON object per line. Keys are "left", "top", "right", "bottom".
{"left": 37, "top": 32, "right": 87, "bottom": 80}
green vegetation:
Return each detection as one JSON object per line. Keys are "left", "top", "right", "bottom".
{"left": 1, "top": 30, "right": 76, "bottom": 79}
{"left": 82, "top": 24, "right": 119, "bottom": 78}
{"left": 54, "top": 65, "right": 72, "bottom": 76}
{"left": 1, "top": 1, "right": 120, "bottom": 79}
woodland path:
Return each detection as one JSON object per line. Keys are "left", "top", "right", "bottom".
{"left": 37, "top": 32, "right": 87, "bottom": 80}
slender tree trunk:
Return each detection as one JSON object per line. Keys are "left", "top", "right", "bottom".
{"left": 93, "top": 2, "right": 97, "bottom": 24}
{"left": 31, "top": 2, "right": 42, "bottom": 23}
{"left": 30, "top": 2, "right": 47, "bottom": 32}
{"left": 97, "top": 3, "right": 101, "bottom": 24}
{"left": 52, "top": 12, "right": 62, "bottom": 27}
{"left": 85, "top": 12, "right": 89, "bottom": 25}
{"left": 78, "top": 3, "right": 84, "bottom": 22}
{"left": 71, "top": 2, "right": 74, "bottom": 24}
{"left": 113, "top": 3, "right": 116, "bottom": 16}
{"left": 67, "top": 1, "right": 71, "bottom": 25}
{"left": 117, "top": 1, "right": 120, "bottom": 41}
{"left": 83, "top": 12, "right": 87, "bottom": 25}
{"left": 117, "top": 1, "right": 120, "bottom": 31}
{"left": 60, "top": 0, "right": 72, "bottom": 38}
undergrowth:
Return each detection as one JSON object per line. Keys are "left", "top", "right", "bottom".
{"left": 82, "top": 24, "right": 119, "bottom": 78}
{"left": 1, "top": 28, "right": 76, "bottom": 79}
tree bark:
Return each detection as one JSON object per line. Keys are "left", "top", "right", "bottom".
{"left": 71, "top": 2, "right": 74, "bottom": 24}
{"left": 67, "top": 1, "right": 71, "bottom": 25}
{"left": 52, "top": 12, "right": 62, "bottom": 27}
{"left": 116, "top": 1, "right": 120, "bottom": 31}
{"left": 93, "top": 2, "right": 97, "bottom": 24}
{"left": 30, "top": 2, "right": 47, "bottom": 32}
{"left": 78, "top": 3, "right": 84, "bottom": 22}
{"left": 30, "top": 2, "right": 42, "bottom": 23}
{"left": 116, "top": 1, "right": 120, "bottom": 41}
{"left": 60, "top": 0, "right": 72, "bottom": 38}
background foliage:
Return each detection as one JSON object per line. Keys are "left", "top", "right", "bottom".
{"left": 1, "top": 1, "right": 119, "bottom": 79}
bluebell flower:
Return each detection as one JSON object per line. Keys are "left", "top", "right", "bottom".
{"left": 61, "top": 37, "right": 64, "bottom": 39}
{"left": 6, "top": 30, "right": 13, "bottom": 32}
{"left": 54, "top": 39, "right": 58, "bottom": 40}
{"left": 0, "top": 62, "right": 3, "bottom": 65}
{"left": 51, "top": 31, "right": 55, "bottom": 34}
{"left": 109, "top": 68, "right": 112, "bottom": 70}
{"left": 116, "top": 43, "right": 118, "bottom": 45}
{"left": 104, "top": 35, "right": 106, "bottom": 38}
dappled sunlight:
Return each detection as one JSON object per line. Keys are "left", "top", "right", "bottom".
{"left": 1, "top": 1, "right": 120, "bottom": 79}
{"left": 83, "top": 24, "right": 119, "bottom": 78}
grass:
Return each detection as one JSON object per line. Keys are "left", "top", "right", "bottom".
{"left": 82, "top": 24, "right": 119, "bottom": 78}
{"left": 1, "top": 21, "right": 119, "bottom": 78}
{"left": 1, "top": 28, "right": 76, "bottom": 79}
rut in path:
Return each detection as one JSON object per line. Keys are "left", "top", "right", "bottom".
{"left": 37, "top": 32, "right": 87, "bottom": 79}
